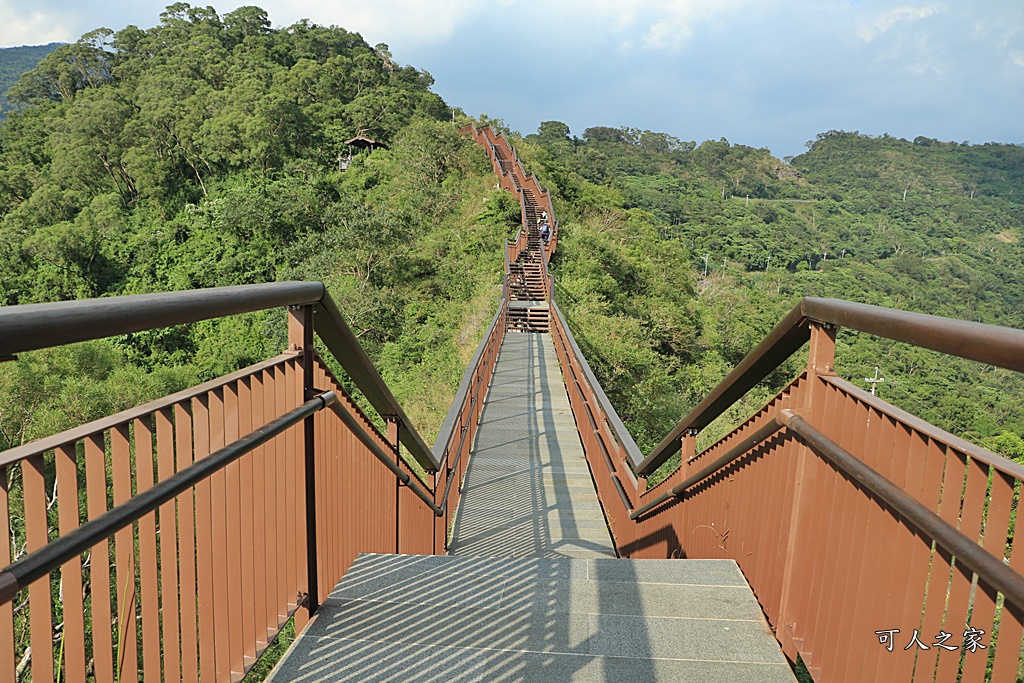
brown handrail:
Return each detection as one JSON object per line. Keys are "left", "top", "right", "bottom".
{"left": 0, "top": 282, "right": 441, "bottom": 472}
{"left": 326, "top": 401, "right": 441, "bottom": 515}
{"left": 314, "top": 292, "right": 439, "bottom": 471}
{"left": 778, "top": 409, "right": 1024, "bottom": 610}
{"left": 637, "top": 297, "right": 1024, "bottom": 475}
{"left": 549, "top": 301, "right": 644, "bottom": 467}
{"left": 0, "top": 282, "right": 325, "bottom": 357}
{"left": 0, "top": 391, "right": 337, "bottom": 605}
{"left": 630, "top": 417, "right": 786, "bottom": 519}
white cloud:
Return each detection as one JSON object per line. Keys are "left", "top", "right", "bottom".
{"left": 1012, "top": 49, "right": 1024, "bottom": 69}
{"left": 856, "top": 5, "right": 938, "bottom": 42}
{"left": 612, "top": 0, "right": 760, "bottom": 52}
{"left": 267, "top": 0, "right": 483, "bottom": 47}
{"left": 0, "top": 5, "right": 73, "bottom": 46}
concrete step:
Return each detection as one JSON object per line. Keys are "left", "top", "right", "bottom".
{"left": 268, "top": 554, "right": 797, "bottom": 683}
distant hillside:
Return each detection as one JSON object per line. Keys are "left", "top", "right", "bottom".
{"left": 0, "top": 43, "right": 63, "bottom": 116}
{"left": 513, "top": 123, "right": 1024, "bottom": 471}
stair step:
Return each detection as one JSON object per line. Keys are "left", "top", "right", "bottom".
{"left": 268, "top": 554, "right": 797, "bottom": 683}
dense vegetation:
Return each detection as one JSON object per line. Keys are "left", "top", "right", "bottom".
{"left": 0, "top": 5, "right": 518, "bottom": 455}
{"left": 510, "top": 122, "right": 1024, "bottom": 473}
{"left": 2, "top": 5, "right": 1023, "bottom": 678}
{"left": 0, "top": 43, "right": 62, "bottom": 118}
{"left": 0, "top": 6, "right": 523, "bottom": 677}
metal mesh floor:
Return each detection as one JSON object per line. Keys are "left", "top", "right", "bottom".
{"left": 448, "top": 333, "right": 617, "bottom": 559}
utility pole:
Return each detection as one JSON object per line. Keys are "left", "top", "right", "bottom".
{"left": 864, "top": 366, "right": 884, "bottom": 396}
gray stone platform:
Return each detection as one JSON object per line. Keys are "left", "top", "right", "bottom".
{"left": 267, "top": 331, "right": 796, "bottom": 682}
{"left": 267, "top": 554, "right": 796, "bottom": 683}
{"left": 448, "top": 332, "right": 616, "bottom": 558}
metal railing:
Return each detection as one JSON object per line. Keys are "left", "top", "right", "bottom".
{"left": 430, "top": 297, "right": 507, "bottom": 539}
{"left": 460, "top": 124, "right": 1024, "bottom": 682}
{"left": 548, "top": 293, "right": 1024, "bottom": 682}
{"left": 463, "top": 124, "right": 559, "bottom": 256}
{"left": 0, "top": 283, "right": 446, "bottom": 683}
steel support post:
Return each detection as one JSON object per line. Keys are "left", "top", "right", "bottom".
{"left": 289, "top": 304, "right": 319, "bottom": 616}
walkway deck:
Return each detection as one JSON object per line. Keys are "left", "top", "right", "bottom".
{"left": 448, "top": 332, "right": 616, "bottom": 558}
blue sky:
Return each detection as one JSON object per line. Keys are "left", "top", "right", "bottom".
{"left": 1, "top": 1, "right": 1021, "bottom": 158}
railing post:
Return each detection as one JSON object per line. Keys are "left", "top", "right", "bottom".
{"left": 385, "top": 416, "right": 401, "bottom": 553}
{"left": 289, "top": 305, "right": 319, "bottom": 617}
{"left": 680, "top": 429, "right": 697, "bottom": 481}
{"left": 777, "top": 321, "right": 836, "bottom": 661}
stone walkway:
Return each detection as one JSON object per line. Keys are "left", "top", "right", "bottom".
{"left": 447, "top": 332, "right": 616, "bottom": 559}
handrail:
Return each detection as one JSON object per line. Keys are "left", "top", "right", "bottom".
{"left": 630, "top": 418, "right": 786, "bottom": 519}
{"left": 549, "top": 301, "right": 645, "bottom": 467}
{"left": 777, "top": 409, "right": 1024, "bottom": 610}
{"left": 0, "top": 282, "right": 441, "bottom": 472}
{"left": 0, "top": 282, "right": 326, "bottom": 358}
{"left": 637, "top": 296, "right": 1024, "bottom": 476}
{"left": 801, "top": 297, "right": 1024, "bottom": 373}
{"left": 637, "top": 303, "right": 808, "bottom": 474}
{"left": 327, "top": 401, "right": 441, "bottom": 515}
{"left": 0, "top": 391, "right": 337, "bottom": 605}
{"left": 314, "top": 292, "right": 439, "bottom": 471}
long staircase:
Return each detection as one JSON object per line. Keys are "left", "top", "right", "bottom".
{"left": 2, "top": 125, "right": 1024, "bottom": 683}
{"left": 265, "top": 130, "right": 795, "bottom": 681}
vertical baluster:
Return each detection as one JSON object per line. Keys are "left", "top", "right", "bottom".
{"left": 22, "top": 452, "right": 53, "bottom": 683}
{"left": 0, "top": 465, "right": 12, "bottom": 681}
{"left": 110, "top": 425, "right": 138, "bottom": 683}
{"left": 84, "top": 434, "right": 114, "bottom": 683}
{"left": 156, "top": 407, "right": 181, "bottom": 683}
{"left": 274, "top": 364, "right": 290, "bottom": 624}
{"left": 284, "top": 358, "right": 301, "bottom": 628}
{"left": 135, "top": 416, "right": 161, "bottom": 683}
{"left": 264, "top": 367, "right": 284, "bottom": 632}
{"left": 249, "top": 372, "right": 269, "bottom": 649}
{"left": 175, "top": 401, "right": 200, "bottom": 683}
{"left": 208, "top": 387, "right": 233, "bottom": 681}
{"left": 193, "top": 395, "right": 217, "bottom": 683}
{"left": 55, "top": 444, "right": 86, "bottom": 683}
{"left": 314, "top": 365, "right": 329, "bottom": 593}
{"left": 236, "top": 378, "right": 257, "bottom": 666}
{"left": 222, "top": 382, "right": 245, "bottom": 674}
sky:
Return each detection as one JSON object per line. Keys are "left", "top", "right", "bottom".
{"left": 1, "top": 0, "right": 1021, "bottom": 159}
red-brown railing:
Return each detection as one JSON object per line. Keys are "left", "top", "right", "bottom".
{"left": 431, "top": 294, "right": 507, "bottom": 547}
{"left": 550, "top": 294, "right": 1024, "bottom": 682}
{"left": 464, "top": 125, "right": 558, "bottom": 254}
{"left": 0, "top": 282, "right": 483, "bottom": 682}
{"left": 466, "top": 123, "right": 1024, "bottom": 680}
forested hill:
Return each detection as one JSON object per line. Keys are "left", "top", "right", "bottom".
{"left": 2, "top": 4, "right": 1023, "bottom": 474}
{"left": 511, "top": 123, "right": 1024, "bottom": 470}
{"left": 0, "top": 5, "right": 516, "bottom": 452}
{"left": 0, "top": 43, "right": 62, "bottom": 118}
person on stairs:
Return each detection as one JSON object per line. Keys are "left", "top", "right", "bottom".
{"left": 539, "top": 222, "right": 551, "bottom": 244}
